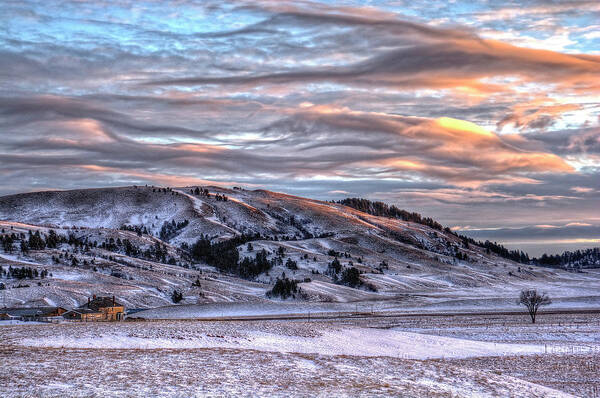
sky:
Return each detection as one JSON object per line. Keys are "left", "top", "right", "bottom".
{"left": 1, "top": 0, "right": 599, "bottom": 256}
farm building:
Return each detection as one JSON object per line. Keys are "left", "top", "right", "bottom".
{"left": 70, "top": 295, "right": 125, "bottom": 321}
{"left": 0, "top": 312, "right": 19, "bottom": 321}
{"left": 62, "top": 308, "right": 104, "bottom": 322}
{"left": 0, "top": 307, "right": 67, "bottom": 322}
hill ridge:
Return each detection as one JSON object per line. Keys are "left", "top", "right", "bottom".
{"left": 0, "top": 185, "right": 596, "bottom": 309}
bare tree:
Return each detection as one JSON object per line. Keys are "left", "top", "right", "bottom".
{"left": 518, "top": 289, "right": 551, "bottom": 323}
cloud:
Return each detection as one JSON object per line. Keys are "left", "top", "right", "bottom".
{"left": 1, "top": 0, "right": 599, "bottom": 256}
{"left": 0, "top": 96, "right": 214, "bottom": 139}
{"left": 565, "top": 222, "right": 592, "bottom": 227}
{"left": 459, "top": 222, "right": 600, "bottom": 245}
{"left": 0, "top": 94, "right": 574, "bottom": 190}
{"left": 385, "top": 188, "right": 579, "bottom": 206}
{"left": 497, "top": 102, "right": 581, "bottom": 131}
{"left": 521, "top": 126, "right": 600, "bottom": 157}
{"left": 143, "top": 27, "right": 600, "bottom": 98}
{"left": 273, "top": 105, "right": 574, "bottom": 185}
{"left": 327, "top": 190, "right": 350, "bottom": 195}
{"left": 571, "top": 186, "right": 595, "bottom": 193}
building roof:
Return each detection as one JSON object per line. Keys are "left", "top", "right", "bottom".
{"left": 0, "top": 307, "right": 66, "bottom": 317}
{"left": 63, "top": 308, "right": 101, "bottom": 315}
{"left": 78, "top": 296, "right": 124, "bottom": 311}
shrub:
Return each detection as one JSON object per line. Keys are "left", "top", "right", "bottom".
{"left": 171, "top": 289, "right": 183, "bottom": 303}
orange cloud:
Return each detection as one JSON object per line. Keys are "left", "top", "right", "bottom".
{"left": 435, "top": 117, "right": 495, "bottom": 138}
{"left": 78, "top": 165, "right": 251, "bottom": 188}
{"left": 293, "top": 105, "right": 574, "bottom": 186}
{"left": 497, "top": 101, "right": 581, "bottom": 131}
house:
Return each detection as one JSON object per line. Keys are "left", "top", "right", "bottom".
{"left": 62, "top": 308, "right": 104, "bottom": 322}
{"left": 0, "top": 307, "right": 67, "bottom": 322}
{"left": 71, "top": 295, "right": 125, "bottom": 321}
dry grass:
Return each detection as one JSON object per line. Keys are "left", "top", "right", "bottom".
{"left": 435, "top": 354, "right": 600, "bottom": 397}
{"left": 1, "top": 315, "right": 591, "bottom": 397}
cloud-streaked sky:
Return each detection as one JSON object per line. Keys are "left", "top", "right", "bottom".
{"left": 1, "top": 0, "right": 599, "bottom": 255}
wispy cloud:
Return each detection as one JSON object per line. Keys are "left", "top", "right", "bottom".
{"left": 0, "top": 0, "right": 599, "bottom": 254}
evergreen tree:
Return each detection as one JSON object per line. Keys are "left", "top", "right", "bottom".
{"left": 327, "top": 257, "right": 342, "bottom": 275}
{"left": 171, "top": 289, "right": 183, "bottom": 303}
{"left": 339, "top": 267, "right": 361, "bottom": 288}
{"left": 20, "top": 240, "right": 29, "bottom": 254}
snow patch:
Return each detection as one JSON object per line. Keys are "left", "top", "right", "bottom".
{"left": 21, "top": 327, "right": 545, "bottom": 360}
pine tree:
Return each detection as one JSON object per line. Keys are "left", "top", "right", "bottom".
{"left": 171, "top": 289, "right": 183, "bottom": 303}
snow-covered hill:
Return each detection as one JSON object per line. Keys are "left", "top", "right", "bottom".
{"left": 0, "top": 185, "right": 597, "bottom": 309}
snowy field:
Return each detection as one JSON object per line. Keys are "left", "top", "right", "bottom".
{"left": 131, "top": 291, "right": 600, "bottom": 321}
{"left": 1, "top": 312, "right": 599, "bottom": 397}
{"left": 16, "top": 324, "right": 547, "bottom": 360}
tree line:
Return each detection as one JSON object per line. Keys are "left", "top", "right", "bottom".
{"left": 338, "top": 197, "right": 529, "bottom": 264}
{"left": 0, "top": 265, "right": 50, "bottom": 280}
{"left": 1, "top": 229, "right": 67, "bottom": 254}
{"left": 338, "top": 198, "right": 444, "bottom": 231}
{"left": 532, "top": 248, "right": 600, "bottom": 269}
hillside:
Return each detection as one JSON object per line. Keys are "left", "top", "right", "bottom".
{"left": 0, "top": 185, "right": 598, "bottom": 310}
